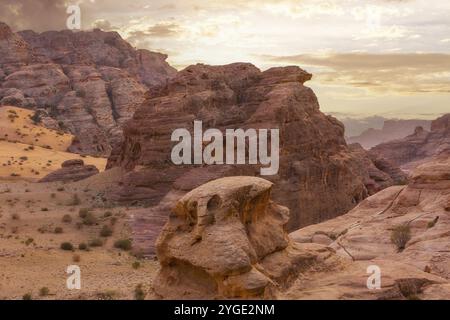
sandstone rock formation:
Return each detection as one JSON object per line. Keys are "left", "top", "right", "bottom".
{"left": 288, "top": 156, "right": 450, "bottom": 299}
{"left": 39, "top": 159, "right": 99, "bottom": 183}
{"left": 347, "top": 119, "right": 432, "bottom": 149}
{"left": 155, "top": 155, "right": 450, "bottom": 299}
{"left": 153, "top": 176, "right": 330, "bottom": 299}
{"left": 370, "top": 114, "right": 450, "bottom": 170}
{"left": 107, "top": 63, "right": 402, "bottom": 238}
{"left": 0, "top": 22, "right": 176, "bottom": 156}
{"left": 348, "top": 143, "right": 407, "bottom": 194}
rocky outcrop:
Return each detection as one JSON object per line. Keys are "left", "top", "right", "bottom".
{"left": 370, "top": 114, "right": 450, "bottom": 170}
{"left": 39, "top": 159, "right": 99, "bottom": 183}
{"left": 348, "top": 143, "right": 407, "bottom": 194}
{"left": 347, "top": 119, "right": 432, "bottom": 149}
{"left": 107, "top": 63, "right": 401, "bottom": 235}
{"left": 288, "top": 156, "right": 450, "bottom": 299}
{"left": 154, "top": 176, "right": 329, "bottom": 299}
{"left": 0, "top": 22, "right": 176, "bottom": 156}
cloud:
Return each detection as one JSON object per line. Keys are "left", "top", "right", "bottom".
{"left": 0, "top": 0, "right": 68, "bottom": 32}
{"left": 146, "top": 22, "right": 181, "bottom": 37}
{"left": 266, "top": 53, "right": 450, "bottom": 94}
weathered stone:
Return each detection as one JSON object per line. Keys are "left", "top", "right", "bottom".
{"left": 154, "top": 176, "right": 321, "bottom": 299}
{"left": 39, "top": 159, "right": 99, "bottom": 183}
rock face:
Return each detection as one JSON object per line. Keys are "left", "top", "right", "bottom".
{"left": 348, "top": 143, "right": 407, "bottom": 194}
{"left": 288, "top": 156, "right": 450, "bottom": 299}
{"left": 39, "top": 159, "right": 99, "bottom": 183}
{"left": 370, "top": 114, "right": 450, "bottom": 170}
{"left": 347, "top": 119, "right": 432, "bottom": 149}
{"left": 0, "top": 22, "right": 176, "bottom": 156}
{"left": 108, "top": 63, "right": 400, "bottom": 238}
{"left": 154, "top": 176, "right": 327, "bottom": 299}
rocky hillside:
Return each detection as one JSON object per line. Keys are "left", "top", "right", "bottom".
{"left": 347, "top": 119, "right": 432, "bottom": 149}
{"left": 370, "top": 114, "right": 450, "bottom": 171}
{"left": 106, "top": 63, "right": 403, "bottom": 248}
{"left": 0, "top": 22, "right": 176, "bottom": 156}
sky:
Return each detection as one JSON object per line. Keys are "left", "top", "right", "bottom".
{"left": 1, "top": 0, "right": 449, "bottom": 119}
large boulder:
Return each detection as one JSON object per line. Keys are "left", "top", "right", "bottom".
{"left": 153, "top": 176, "right": 326, "bottom": 299}
{"left": 39, "top": 159, "right": 99, "bottom": 183}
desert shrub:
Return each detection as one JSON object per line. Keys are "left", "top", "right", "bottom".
{"left": 60, "top": 242, "right": 74, "bottom": 251}
{"left": 110, "top": 217, "right": 118, "bottom": 226}
{"left": 25, "top": 238, "right": 34, "bottom": 246}
{"left": 78, "top": 243, "right": 88, "bottom": 251}
{"left": 54, "top": 227, "right": 63, "bottom": 234}
{"left": 134, "top": 284, "right": 145, "bottom": 300}
{"left": 82, "top": 212, "right": 97, "bottom": 226}
{"left": 57, "top": 187, "right": 65, "bottom": 192}
{"left": 78, "top": 208, "right": 89, "bottom": 218}
{"left": 88, "top": 238, "right": 103, "bottom": 247}
{"left": 427, "top": 216, "right": 439, "bottom": 229}
{"left": 62, "top": 214, "right": 72, "bottom": 223}
{"left": 11, "top": 213, "right": 20, "bottom": 220}
{"left": 39, "top": 287, "right": 50, "bottom": 297}
{"left": 22, "top": 293, "right": 32, "bottom": 300}
{"left": 68, "top": 193, "right": 81, "bottom": 206}
{"left": 72, "top": 254, "right": 81, "bottom": 263}
{"left": 100, "top": 225, "right": 113, "bottom": 237}
{"left": 391, "top": 224, "right": 411, "bottom": 251}
{"left": 103, "top": 211, "right": 113, "bottom": 218}
{"left": 97, "top": 290, "right": 117, "bottom": 300}
{"left": 114, "top": 239, "right": 132, "bottom": 251}
{"left": 132, "top": 261, "right": 141, "bottom": 270}
{"left": 41, "top": 207, "right": 49, "bottom": 212}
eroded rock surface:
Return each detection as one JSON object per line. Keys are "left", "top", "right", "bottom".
{"left": 153, "top": 176, "right": 330, "bottom": 299}
{"left": 0, "top": 22, "right": 176, "bottom": 156}
{"left": 39, "top": 159, "right": 99, "bottom": 183}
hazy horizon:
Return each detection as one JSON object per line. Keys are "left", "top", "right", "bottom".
{"left": 1, "top": 0, "right": 449, "bottom": 119}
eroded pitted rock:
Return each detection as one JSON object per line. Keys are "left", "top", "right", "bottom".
{"left": 154, "top": 176, "right": 320, "bottom": 299}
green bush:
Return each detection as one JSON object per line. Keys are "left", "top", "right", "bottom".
{"left": 82, "top": 212, "right": 97, "bottom": 226}
{"left": 22, "top": 293, "right": 32, "bottom": 300}
{"left": 78, "top": 243, "right": 88, "bottom": 250}
{"left": 54, "top": 227, "right": 63, "bottom": 234}
{"left": 88, "top": 238, "right": 103, "bottom": 247}
{"left": 391, "top": 224, "right": 411, "bottom": 251}
{"left": 134, "top": 284, "right": 145, "bottom": 300}
{"left": 62, "top": 214, "right": 72, "bottom": 223}
{"left": 78, "top": 208, "right": 89, "bottom": 218}
{"left": 114, "top": 239, "right": 132, "bottom": 251}
{"left": 39, "top": 287, "right": 50, "bottom": 297}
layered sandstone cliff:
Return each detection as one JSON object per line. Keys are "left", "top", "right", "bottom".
{"left": 0, "top": 22, "right": 176, "bottom": 156}
{"left": 370, "top": 114, "right": 450, "bottom": 170}
{"left": 107, "top": 63, "right": 403, "bottom": 247}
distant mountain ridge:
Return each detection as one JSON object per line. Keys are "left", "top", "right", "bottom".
{"left": 346, "top": 118, "right": 432, "bottom": 149}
